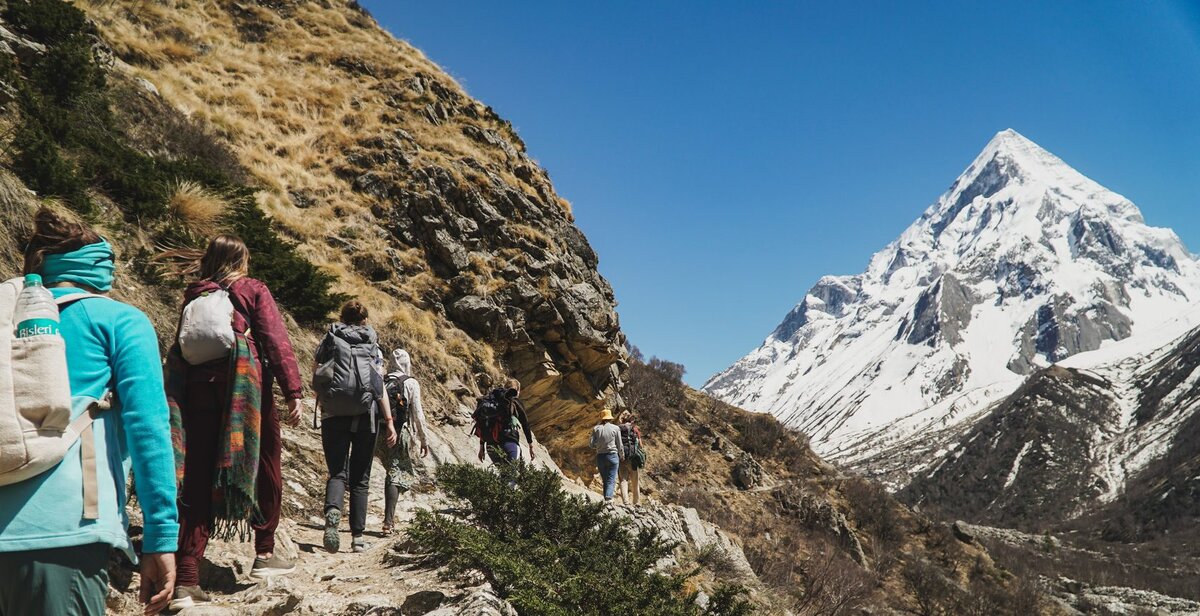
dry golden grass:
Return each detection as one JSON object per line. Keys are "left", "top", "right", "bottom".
{"left": 168, "top": 180, "right": 226, "bottom": 235}
{"left": 508, "top": 223, "right": 555, "bottom": 250}
{"left": 76, "top": 0, "right": 570, "bottom": 417}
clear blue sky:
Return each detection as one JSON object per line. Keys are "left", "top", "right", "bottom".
{"left": 363, "top": 1, "right": 1200, "bottom": 387}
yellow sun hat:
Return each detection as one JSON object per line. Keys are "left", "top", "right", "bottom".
{"left": 599, "top": 408, "right": 614, "bottom": 421}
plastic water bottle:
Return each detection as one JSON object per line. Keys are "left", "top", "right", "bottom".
{"left": 14, "top": 274, "right": 59, "bottom": 338}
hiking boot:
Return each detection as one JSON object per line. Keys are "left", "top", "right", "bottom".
{"left": 351, "top": 536, "right": 370, "bottom": 553}
{"left": 249, "top": 553, "right": 296, "bottom": 579}
{"left": 323, "top": 508, "right": 341, "bottom": 554}
{"left": 168, "top": 585, "right": 211, "bottom": 611}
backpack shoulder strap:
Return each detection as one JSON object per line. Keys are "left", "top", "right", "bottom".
{"left": 55, "top": 292, "right": 111, "bottom": 307}
{"left": 385, "top": 373, "right": 405, "bottom": 392}
{"left": 66, "top": 393, "right": 113, "bottom": 520}
{"left": 220, "top": 284, "right": 254, "bottom": 336}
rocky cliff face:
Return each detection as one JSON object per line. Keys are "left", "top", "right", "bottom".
{"left": 77, "top": 0, "right": 625, "bottom": 475}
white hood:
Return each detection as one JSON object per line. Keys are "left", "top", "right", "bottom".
{"left": 392, "top": 349, "right": 412, "bottom": 375}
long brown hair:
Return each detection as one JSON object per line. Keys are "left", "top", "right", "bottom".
{"left": 23, "top": 207, "right": 102, "bottom": 274}
{"left": 198, "top": 235, "right": 250, "bottom": 283}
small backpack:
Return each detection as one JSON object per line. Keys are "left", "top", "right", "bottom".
{"left": 383, "top": 374, "right": 412, "bottom": 429}
{"left": 472, "top": 389, "right": 519, "bottom": 444}
{"left": 177, "top": 287, "right": 238, "bottom": 365}
{"left": 313, "top": 327, "right": 381, "bottom": 418}
{"left": 0, "top": 278, "right": 110, "bottom": 520}
{"left": 624, "top": 423, "right": 647, "bottom": 470}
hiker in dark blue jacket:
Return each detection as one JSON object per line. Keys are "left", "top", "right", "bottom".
{"left": 475, "top": 378, "right": 537, "bottom": 465}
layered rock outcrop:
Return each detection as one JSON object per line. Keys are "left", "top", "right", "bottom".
{"left": 353, "top": 152, "right": 627, "bottom": 475}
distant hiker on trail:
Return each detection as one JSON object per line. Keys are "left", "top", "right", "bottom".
{"left": 167, "top": 235, "right": 305, "bottom": 610}
{"left": 313, "top": 300, "right": 396, "bottom": 554}
{"left": 473, "top": 378, "right": 536, "bottom": 466}
{"left": 375, "top": 348, "right": 430, "bottom": 536}
{"left": 618, "top": 410, "right": 645, "bottom": 506}
{"left": 0, "top": 209, "right": 177, "bottom": 615}
{"left": 590, "top": 409, "right": 624, "bottom": 503}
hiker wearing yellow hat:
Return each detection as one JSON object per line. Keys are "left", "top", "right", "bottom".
{"left": 589, "top": 408, "right": 624, "bottom": 502}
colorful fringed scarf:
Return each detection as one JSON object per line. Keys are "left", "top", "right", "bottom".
{"left": 166, "top": 330, "right": 263, "bottom": 540}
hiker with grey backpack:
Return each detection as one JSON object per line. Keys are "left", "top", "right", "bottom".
{"left": 312, "top": 300, "right": 396, "bottom": 554}
{"left": 0, "top": 209, "right": 177, "bottom": 615}
{"left": 375, "top": 349, "right": 430, "bottom": 536}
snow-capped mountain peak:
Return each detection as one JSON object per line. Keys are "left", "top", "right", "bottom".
{"left": 705, "top": 130, "right": 1200, "bottom": 460}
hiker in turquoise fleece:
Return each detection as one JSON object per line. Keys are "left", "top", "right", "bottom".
{"left": 0, "top": 209, "right": 178, "bottom": 616}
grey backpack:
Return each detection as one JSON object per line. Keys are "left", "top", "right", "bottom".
{"left": 312, "top": 325, "right": 381, "bottom": 419}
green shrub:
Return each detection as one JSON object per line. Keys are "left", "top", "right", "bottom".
{"left": 226, "top": 192, "right": 347, "bottom": 325}
{"left": 9, "top": 122, "right": 89, "bottom": 210}
{"left": 3, "top": 0, "right": 94, "bottom": 44}
{"left": 408, "top": 462, "right": 753, "bottom": 616}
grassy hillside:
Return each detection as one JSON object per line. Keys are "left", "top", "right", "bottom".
{"left": 56, "top": 0, "right": 628, "bottom": 474}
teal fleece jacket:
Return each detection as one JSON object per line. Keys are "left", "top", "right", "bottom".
{"left": 0, "top": 288, "right": 179, "bottom": 556}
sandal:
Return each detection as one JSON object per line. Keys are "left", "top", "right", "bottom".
{"left": 381, "top": 524, "right": 394, "bottom": 536}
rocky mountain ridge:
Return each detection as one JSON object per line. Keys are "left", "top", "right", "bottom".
{"left": 705, "top": 129, "right": 1200, "bottom": 471}
{"left": 903, "top": 299, "right": 1200, "bottom": 540}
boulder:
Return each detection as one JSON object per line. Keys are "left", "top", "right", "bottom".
{"left": 619, "top": 504, "right": 756, "bottom": 580}
{"left": 731, "top": 453, "right": 764, "bottom": 490}
{"left": 401, "top": 590, "right": 447, "bottom": 614}
{"left": 952, "top": 520, "right": 976, "bottom": 544}
{"left": 448, "top": 295, "right": 504, "bottom": 337}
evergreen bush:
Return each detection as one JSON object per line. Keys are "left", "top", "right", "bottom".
{"left": 408, "top": 462, "right": 753, "bottom": 616}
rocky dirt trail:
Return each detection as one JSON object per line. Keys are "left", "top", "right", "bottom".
{"left": 105, "top": 401, "right": 758, "bottom": 616}
{"left": 107, "top": 411, "right": 525, "bottom": 616}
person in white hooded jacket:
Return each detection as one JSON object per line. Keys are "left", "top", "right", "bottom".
{"left": 375, "top": 349, "right": 430, "bottom": 535}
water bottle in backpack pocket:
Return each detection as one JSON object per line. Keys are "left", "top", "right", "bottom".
{"left": 0, "top": 276, "right": 111, "bottom": 519}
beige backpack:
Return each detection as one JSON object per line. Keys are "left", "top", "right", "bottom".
{"left": 0, "top": 277, "right": 110, "bottom": 519}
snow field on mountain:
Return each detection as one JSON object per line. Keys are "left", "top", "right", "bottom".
{"left": 706, "top": 128, "right": 1200, "bottom": 487}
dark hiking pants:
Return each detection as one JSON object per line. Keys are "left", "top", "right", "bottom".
{"left": 322, "top": 415, "right": 377, "bottom": 537}
{"left": 177, "top": 369, "right": 284, "bottom": 587}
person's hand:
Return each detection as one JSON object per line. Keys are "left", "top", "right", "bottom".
{"left": 139, "top": 552, "right": 175, "bottom": 615}
{"left": 420, "top": 442, "right": 430, "bottom": 458}
{"left": 286, "top": 398, "right": 303, "bottom": 426}
{"left": 529, "top": 447, "right": 537, "bottom": 461}
{"left": 385, "top": 421, "right": 398, "bottom": 447}
{"left": 478, "top": 445, "right": 486, "bottom": 462}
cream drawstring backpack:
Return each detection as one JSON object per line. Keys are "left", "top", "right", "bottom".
{"left": 0, "top": 277, "right": 111, "bottom": 519}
